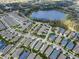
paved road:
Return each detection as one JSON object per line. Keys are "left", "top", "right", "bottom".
{"left": 44, "top": 27, "right": 52, "bottom": 41}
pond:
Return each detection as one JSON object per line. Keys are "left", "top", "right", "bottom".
{"left": 30, "top": 10, "right": 67, "bottom": 21}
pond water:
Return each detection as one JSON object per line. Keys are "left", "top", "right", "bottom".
{"left": 31, "top": 10, "right": 67, "bottom": 21}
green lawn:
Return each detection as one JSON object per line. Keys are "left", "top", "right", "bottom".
{"left": 0, "top": 35, "right": 3, "bottom": 39}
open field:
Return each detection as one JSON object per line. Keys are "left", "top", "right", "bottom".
{"left": 0, "top": 0, "right": 63, "bottom": 3}
{"left": 0, "top": 0, "right": 29, "bottom": 3}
